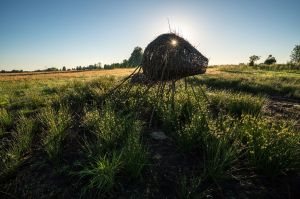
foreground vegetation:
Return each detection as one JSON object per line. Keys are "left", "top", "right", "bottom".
{"left": 0, "top": 65, "right": 299, "bottom": 198}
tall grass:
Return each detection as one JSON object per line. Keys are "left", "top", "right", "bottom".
{"left": 177, "top": 110, "right": 300, "bottom": 177}
{"left": 78, "top": 103, "right": 148, "bottom": 195}
{"left": 0, "top": 115, "right": 35, "bottom": 176}
{"left": 218, "top": 63, "right": 300, "bottom": 72}
{"left": 121, "top": 120, "right": 148, "bottom": 179}
{"left": 177, "top": 111, "right": 210, "bottom": 153}
{"left": 156, "top": 89, "right": 208, "bottom": 133}
{"left": 40, "top": 105, "right": 72, "bottom": 161}
{"left": 0, "top": 108, "right": 13, "bottom": 131}
{"left": 238, "top": 115, "right": 300, "bottom": 176}
{"left": 0, "top": 126, "right": 3, "bottom": 137}
{"left": 177, "top": 175, "right": 207, "bottom": 199}
{"left": 180, "top": 112, "right": 239, "bottom": 180}
{"left": 82, "top": 103, "right": 126, "bottom": 153}
{"left": 1, "top": 68, "right": 299, "bottom": 198}
{"left": 253, "top": 63, "right": 300, "bottom": 71}
{"left": 201, "top": 131, "right": 238, "bottom": 180}
{"left": 77, "top": 152, "right": 123, "bottom": 195}
{"left": 209, "top": 90, "right": 265, "bottom": 116}
{"left": 193, "top": 68, "right": 300, "bottom": 99}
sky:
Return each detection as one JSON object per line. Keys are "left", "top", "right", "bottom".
{"left": 0, "top": 0, "right": 300, "bottom": 71}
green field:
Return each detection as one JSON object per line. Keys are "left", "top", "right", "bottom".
{"left": 0, "top": 65, "right": 299, "bottom": 198}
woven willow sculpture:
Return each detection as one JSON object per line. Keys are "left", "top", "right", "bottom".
{"left": 110, "top": 33, "right": 209, "bottom": 126}
{"left": 141, "top": 33, "right": 208, "bottom": 81}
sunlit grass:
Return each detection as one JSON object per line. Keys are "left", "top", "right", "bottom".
{"left": 0, "top": 65, "right": 299, "bottom": 198}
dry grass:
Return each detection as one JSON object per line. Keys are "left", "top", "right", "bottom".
{"left": 0, "top": 68, "right": 220, "bottom": 81}
{"left": 0, "top": 68, "right": 136, "bottom": 81}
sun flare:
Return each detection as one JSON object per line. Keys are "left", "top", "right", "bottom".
{"left": 171, "top": 39, "right": 177, "bottom": 46}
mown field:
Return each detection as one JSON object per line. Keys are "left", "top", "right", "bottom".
{"left": 0, "top": 65, "right": 299, "bottom": 198}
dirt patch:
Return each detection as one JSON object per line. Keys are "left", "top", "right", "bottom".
{"left": 264, "top": 96, "right": 300, "bottom": 129}
{"left": 141, "top": 128, "right": 201, "bottom": 198}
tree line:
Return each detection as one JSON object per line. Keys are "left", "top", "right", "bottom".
{"left": 0, "top": 46, "right": 143, "bottom": 73}
{"left": 1, "top": 44, "right": 299, "bottom": 73}
{"left": 249, "top": 45, "right": 300, "bottom": 66}
{"left": 103, "top": 47, "right": 143, "bottom": 69}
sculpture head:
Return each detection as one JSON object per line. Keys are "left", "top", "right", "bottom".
{"left": 141, "top": 33, "right": 208, "bottom": 81}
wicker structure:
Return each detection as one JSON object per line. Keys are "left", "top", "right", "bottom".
{"left": 141, "top": 33, "right": 208, "bottom": 81}
{"left": 110, "top": 33, "right": 209, "bottom": 126}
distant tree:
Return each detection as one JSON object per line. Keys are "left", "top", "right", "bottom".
{"left": 96, "top": 62, "right": 102, "bottom": 68}
{"left": 264, "top": 55, "right": 276, "bottom": 65}
{"left": 62, "top": 66, "right": 66, "bottom": 71}
{"left": 127, "top": 47, "right": 143, "bottom": 67}
{"left": 76, "top": 66, "right": 82, "bottom": 70}
{"left": 104, "top": 64, "right": 114, "bottom": 69}
{"left": 46, "top": 67, "right": 58, "bottom": 71}
{"left": 290, "top": 45, "right": 300, "bottom": 63}
{"left": 103, "top": 47, "right": 143, "bottom": 69}
{"left": 121, "top": 59, "right": 128, "bottom": 67}
{"left": 0, "top": 70, "right": 5, "bottom": 73}
{"left": 249, "top": 55, "right": 260, "bottom": 66}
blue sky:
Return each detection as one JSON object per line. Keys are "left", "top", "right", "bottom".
{"left": 0, "top": 0, "right": 299, "bottom": 70}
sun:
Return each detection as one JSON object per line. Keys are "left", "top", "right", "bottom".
{"left": 171, "top": 39, "right": 177, "bottom": 46}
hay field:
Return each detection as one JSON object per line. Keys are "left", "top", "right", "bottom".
{"left": 0, "top": 68, "right": 136, "bottom": 81}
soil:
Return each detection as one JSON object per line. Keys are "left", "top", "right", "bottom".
{"left": 264, "top": 95, "right": 300, "bottom": 129}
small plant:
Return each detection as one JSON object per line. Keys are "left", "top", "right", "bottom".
{"left": 98, "top": 104, "right": 125, "bottom": 149}
{"left": 40, "top": 105, "right": 72, "bottom": 161}
{"left": 178, "top": 111, "right": 210, "bottom": 153}
{"left": 0, "top": 108, "right": 13, "bottom": 130}
{"left": 0, "top": 127, "right": 3, "bottom": 137}
{"left": 178, "top": 112, "right": 239, "bottom": 180}
{"left": 202, "top": 133, "right": 238, "bottom": 180}
{"left": 0, "top": 115, "right": 34, "bottom": 176}
{"left": 121, "top": 120, "right": 148, "bottom": 179}
{"left": 77, "top": 152, "right": 123, "bottom": 195}
{"left": 82, "top": 108, "right": 102, "bottom": 131}
{"left": 82, "top": 103, "right": 126, "bottom": 155}
{"left": 177, "top": 174, "right": 205, "bottom": 199}
{"left": 82, "top": 104, "right": 148, "bottom": 179}
{"left": 158, "top": 91, "right": 208, "bottom": 134}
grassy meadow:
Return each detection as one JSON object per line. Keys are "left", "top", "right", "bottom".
{"left": 0, "top": 65, "right": 300, "bottom": 198}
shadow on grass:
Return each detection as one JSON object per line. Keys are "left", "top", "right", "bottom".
{"left": 189, "top": 76, "right": 300, "bottom": 100}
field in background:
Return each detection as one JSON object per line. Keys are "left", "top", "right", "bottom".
{"left": 0, "top": 65, "right": 299, "bottom": 198}
{"left": 0, "top": 68, "right": 136, "bottom": 81}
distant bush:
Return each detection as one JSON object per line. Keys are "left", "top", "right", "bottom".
{"left": 264, "top": 55, "right": 276, "bottom": 65}
{"left": 45, "top": 67, "right": 59, "bottom": 71}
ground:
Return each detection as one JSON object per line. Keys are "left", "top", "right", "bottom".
{"left": 0, "top": 65, "right": 299, "bottom": 199}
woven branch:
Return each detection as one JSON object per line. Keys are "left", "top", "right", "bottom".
{"left": 141, "top": 33, "right": 208, "bottom": 81}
